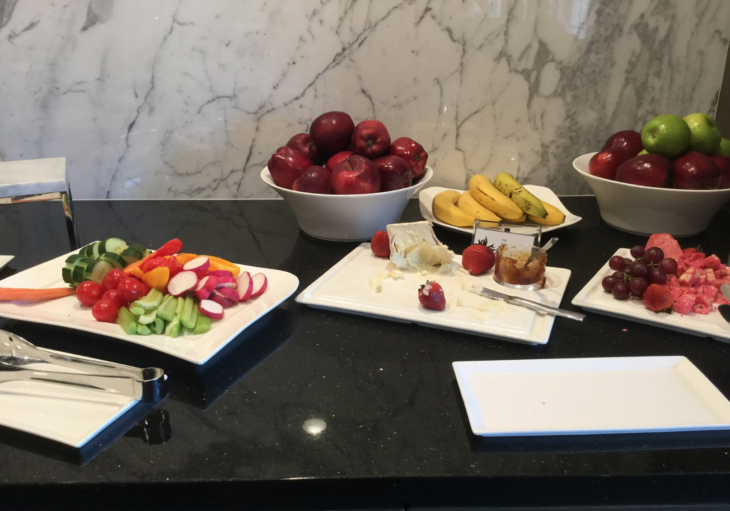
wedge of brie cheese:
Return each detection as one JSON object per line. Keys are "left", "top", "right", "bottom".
{"left": 386, "top": 221, "right": 457, "bottom": 274}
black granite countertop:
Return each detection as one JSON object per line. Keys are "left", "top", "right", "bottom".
{"left": 1, "top": 198, "right": 730, "bottom": 510}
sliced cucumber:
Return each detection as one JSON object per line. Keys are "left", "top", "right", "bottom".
{"left": 120, "top": 247, "right": 144, "bottom": 265}
{"left": 64, "top": 254, "right": 85, "bottom": 268}
{"left": 128, "top": 243, "right": 147, "bottom": 252}
{"left": 61, "top": 267, "right": 74, "bottom": 285}
{"left": 84, "top": 259, "right": 114, "bottom": 284}
{"left": 102, "top": 237, "right": 128, "bottom": 255}
{"left": 71, "top": 257, "right": 96, "bottom": 284}
{"left": 99, "top": 252, "right": 126, "bottom": 270}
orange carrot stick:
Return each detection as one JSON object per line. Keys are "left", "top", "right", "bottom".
{"left": 0, "top": 287, "right": 76, "bottom": 301}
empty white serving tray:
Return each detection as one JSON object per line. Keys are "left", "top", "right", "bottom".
{"left": 453, "top": 356, "right": 730, "bottom": 436}
{"left": 296, "top": 244, "right": 571, "bottom": 345}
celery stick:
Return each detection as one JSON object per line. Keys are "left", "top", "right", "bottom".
{"left": 137, "top": 322, "right": 152, "bottom": 335}
{"left": 192, "top": 313, "right": 211, "bottom": 335}
{"left": 165, "top": 316, "right": 180, "bottom": 337}
{"left": 138, "top": 308, "right": 158, "bottom": 325}
{"left": 153, "top": 317, "right": 164, "bottom": 335}
{"left": 129, "top": 301, "right": 145, "bottom": 316}
{"left": 136, "top": 287, "right": 163, "bottom": 310}
{"left": 180, "top": 295, "right": 197, "bottom": 329}
{"left": 117, "top": 307, "right": 137, "bottom": 335}
{"left": 156, "top": 294, "right": 177, "bottom": 321}
{"left": 175, "top": 296, "right": 184, "bottom": 318}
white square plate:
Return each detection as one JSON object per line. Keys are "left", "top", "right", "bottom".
{"left": 0, "top": 354, "right": 136, "bottom": 447}
{"left": 419, "top": 185, "right": 582, "bottom": 235}
{"left": 0, "top": 250, "right": 299, "bottom": 365}
{"left": 296, "top": 244, "right": 571, "bottom": 345}
{"left": 453, "top": 357, "right": 730, "bottom": 436}
{"left": 0, "top": 255, "right": 14, "bottom": 271}
{"left": 572, "top": 248, "right": 730, "bottom": 343}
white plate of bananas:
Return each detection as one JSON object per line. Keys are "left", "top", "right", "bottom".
{"left": 420, "top": 173, "right": 582, "bottom": 235}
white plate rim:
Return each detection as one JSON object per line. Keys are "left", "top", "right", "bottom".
{"left": 296, "top": 243, "right": 572, "bottom": 345}
{"left": 0, "top": 255, "right": 14, "bottom": 271}
{"left": 453, "top": 356, "right": 730, "bottom": 436}
{"left": 571, "top": 248, "right": 730, "bottom": 343}
{"left": 419, "top": 185, "right": 582, "bottom": 235}
{"left": 0, "top": 250, "right": 300, "bottom": 365}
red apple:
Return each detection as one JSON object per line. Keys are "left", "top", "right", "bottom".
{"left": 350, "top": 120, "right": 391, "bottom": 159}
{"left": 286, "top": 133, "right": 322, "bottom": 164}
{"left": 325, "top": 150, "right": 353, "bottom": 173}
{"left": 389, "top": 137, "right": 428, "bottom": 179}
{"left": 267, "top": 147, "right": 313, "bottom": 189}
{"left": 292, "top": 166, "right": 331, "bottom": 194}
{"left": 710, "top": 155, "right": 730, "bottom": 189}
{"left": 588, "top": 147, "right": 630, "bottom": 180}
{"left": 615, "top": 154, "right": 670, "bottom": 188}
{"left": 372, "top": 155, "right": 413, "bottom": 192}
{"left": 309, "top": 112, "right": 355, "bottom": 157}
{"left": 331, "top": 155, "right": 380, "bottom": 195}
{"left": 603, "top": 130, "right": 643, "bottom": 158}
{"left": 673, "top": 152, "right": 720, "bottom": 190}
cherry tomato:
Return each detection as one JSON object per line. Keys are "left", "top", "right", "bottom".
{"left": 101, "top": 269, "right": 126, "bottom": 291}
{"left": 76, "top": 281, "right": 103, "bottom": 307}
{"left": 101, "top": 289, "right": 127, "bottom": 309}
{"left": 141, "top": 257, "right": 167, "bottom": 273}
{"left": 117, "top": 278, "right": 149, "bottom": 302}
{"left": 92, "top": 299, "right": 119, "bottom": 323}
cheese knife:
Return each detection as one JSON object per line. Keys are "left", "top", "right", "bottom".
{"left": 468, "top": 285, "right": 585, "bottom": 321}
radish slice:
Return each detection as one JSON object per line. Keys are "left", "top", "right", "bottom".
{"left": 168, "top": 271, "right": 199, "bottom": 297}
{"left": 207, "top": 270, "right": 233, "bottom": 278}
{"left": 250, "top": 273, "right": 268, "bottom": 297}
{"left": 183, "top": 256, "right": 210, "bottom": 276}
{"left": 194, "top": 275, "right": 218, "bottom": 301}
{"left": 236, "top": 272, "right": 253, "bottom": 301}
{"left": 215, "top": 276, "right": 238, "bottom": 289}
{"left": 199, "top": 299, "right": 224, "bottom": 320}
{"left": 210, "top": 288, "right": 238, "bottom": 308}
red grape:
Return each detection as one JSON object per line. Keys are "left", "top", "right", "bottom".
{"left": 612, "top": 281, "right": 630, "bottom": 300}
{"left": 644, "top": 247, "right": 664, "bottom": 264}
{"left": 602, "top": 276, "right": 617, "bottom": 292}
{"left": 629, "top": 277, "right": 648, "bottom": 296}
{"left": 609, "top": 256, "right": 626, "bottom": 271}
{"left": 648, "top": 267, "right": 667, "bottom": 285}
{"left": 658, "top": 258, "right": 678, "bottom": 276}
{"left": 623, "top": 257, "right": 634, "bottom": 267}
{"left": 630, "top": 245, "right": 645, "bottom": 259}
{"left": 629, "top": 261, "right": 649, "bottom": 279}
{"left": 612, "top": 270, "right": 625, "bottom": 280}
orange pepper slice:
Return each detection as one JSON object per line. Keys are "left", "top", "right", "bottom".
{"left": 174, "top": 253, "right": 199, "bottom": 266}
{"left": 142, "top": 266, "right": 170, "bottom": 290}
{"left": 201, "top": 255, "right": 241, "bottom": 276}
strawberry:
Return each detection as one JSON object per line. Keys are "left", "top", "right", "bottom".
{"left": 370, "top": 230, "right": 390, "bottom": 258}
{"left": 461, "top": 244, "right": 496, "bottom": 275}
{"left": 643, "top": 284, "right": 673, "bottom": 312}
{"left": 418, "top": 281, "right": 446, "bottom": 311}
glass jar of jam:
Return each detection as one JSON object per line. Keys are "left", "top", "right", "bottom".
{"left": 493, "top": 244, "right": 547, "bottom": 291}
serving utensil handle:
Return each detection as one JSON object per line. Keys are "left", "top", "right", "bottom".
{"left": 506, "top": 297, "right": 586, "bottom": 321}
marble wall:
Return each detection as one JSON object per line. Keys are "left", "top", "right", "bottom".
{"left": 0, "top": 0, "right": 729, "bottom": 199}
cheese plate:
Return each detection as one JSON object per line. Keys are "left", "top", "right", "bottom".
{"left": 296, "top": 243, "right": 571, "bottom": 345}
{"left": 0, "top": 250, "right": 299, "bottom": 365}
{"left": 419, "top": 185, "right": 582, "bottom": 235}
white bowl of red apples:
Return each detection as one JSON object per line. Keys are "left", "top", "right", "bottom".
{"left": 574, "top": 113, "right": 730, "bottom": 237}
{"left": 261, "top": 111, "right": 432, "bottom": 241}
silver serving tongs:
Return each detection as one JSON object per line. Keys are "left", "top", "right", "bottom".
{"left": 0, "top": 329, "right": 166, "bottom": 402}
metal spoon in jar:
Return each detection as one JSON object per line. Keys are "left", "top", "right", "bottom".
{"left": 527, "top": 237, "right": 558, "bottom": 265}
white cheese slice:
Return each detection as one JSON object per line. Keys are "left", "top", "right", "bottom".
{"left": 386, "top": 221, "right": 458, "bottom": 275}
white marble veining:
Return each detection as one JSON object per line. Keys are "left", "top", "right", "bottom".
{"left": 0, "top": 157, "right": 66, "bottom": 197}
{"left": 0, "top": 0, "right": 728, "bottom": 199}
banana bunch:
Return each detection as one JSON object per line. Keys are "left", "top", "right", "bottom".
{"left": 432, "top": 173, "right": 565, "bottom": 227}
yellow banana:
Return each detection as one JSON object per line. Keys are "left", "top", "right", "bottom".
{"left": 469, "top": 175, "right": 524, "bottom": 220}
{"left": 432, "top": 190, "right": 476, "bottom": 227}
{"left": 493, "top": 172, "right": 548, "bottom": 218}
{"left": 510, "top": 212, "right": 527, "bottom": 223}
{"left": 527, "top": 200, "right": 565, "bottom": 226}
{"left": 457, "top": 191, "right": 502, "bottom": 222}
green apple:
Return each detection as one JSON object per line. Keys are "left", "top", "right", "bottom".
{"left": 637, "top": 149, "right": 648, "bottom": 155}
{"left": 718, "top": 137, "right": 730, "bottom": 157}
{"left": 641, "top": 115, "right": 691, "bottom": 158}
{"left": 684, "top": 113, "right": 721, "bottom": 154}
